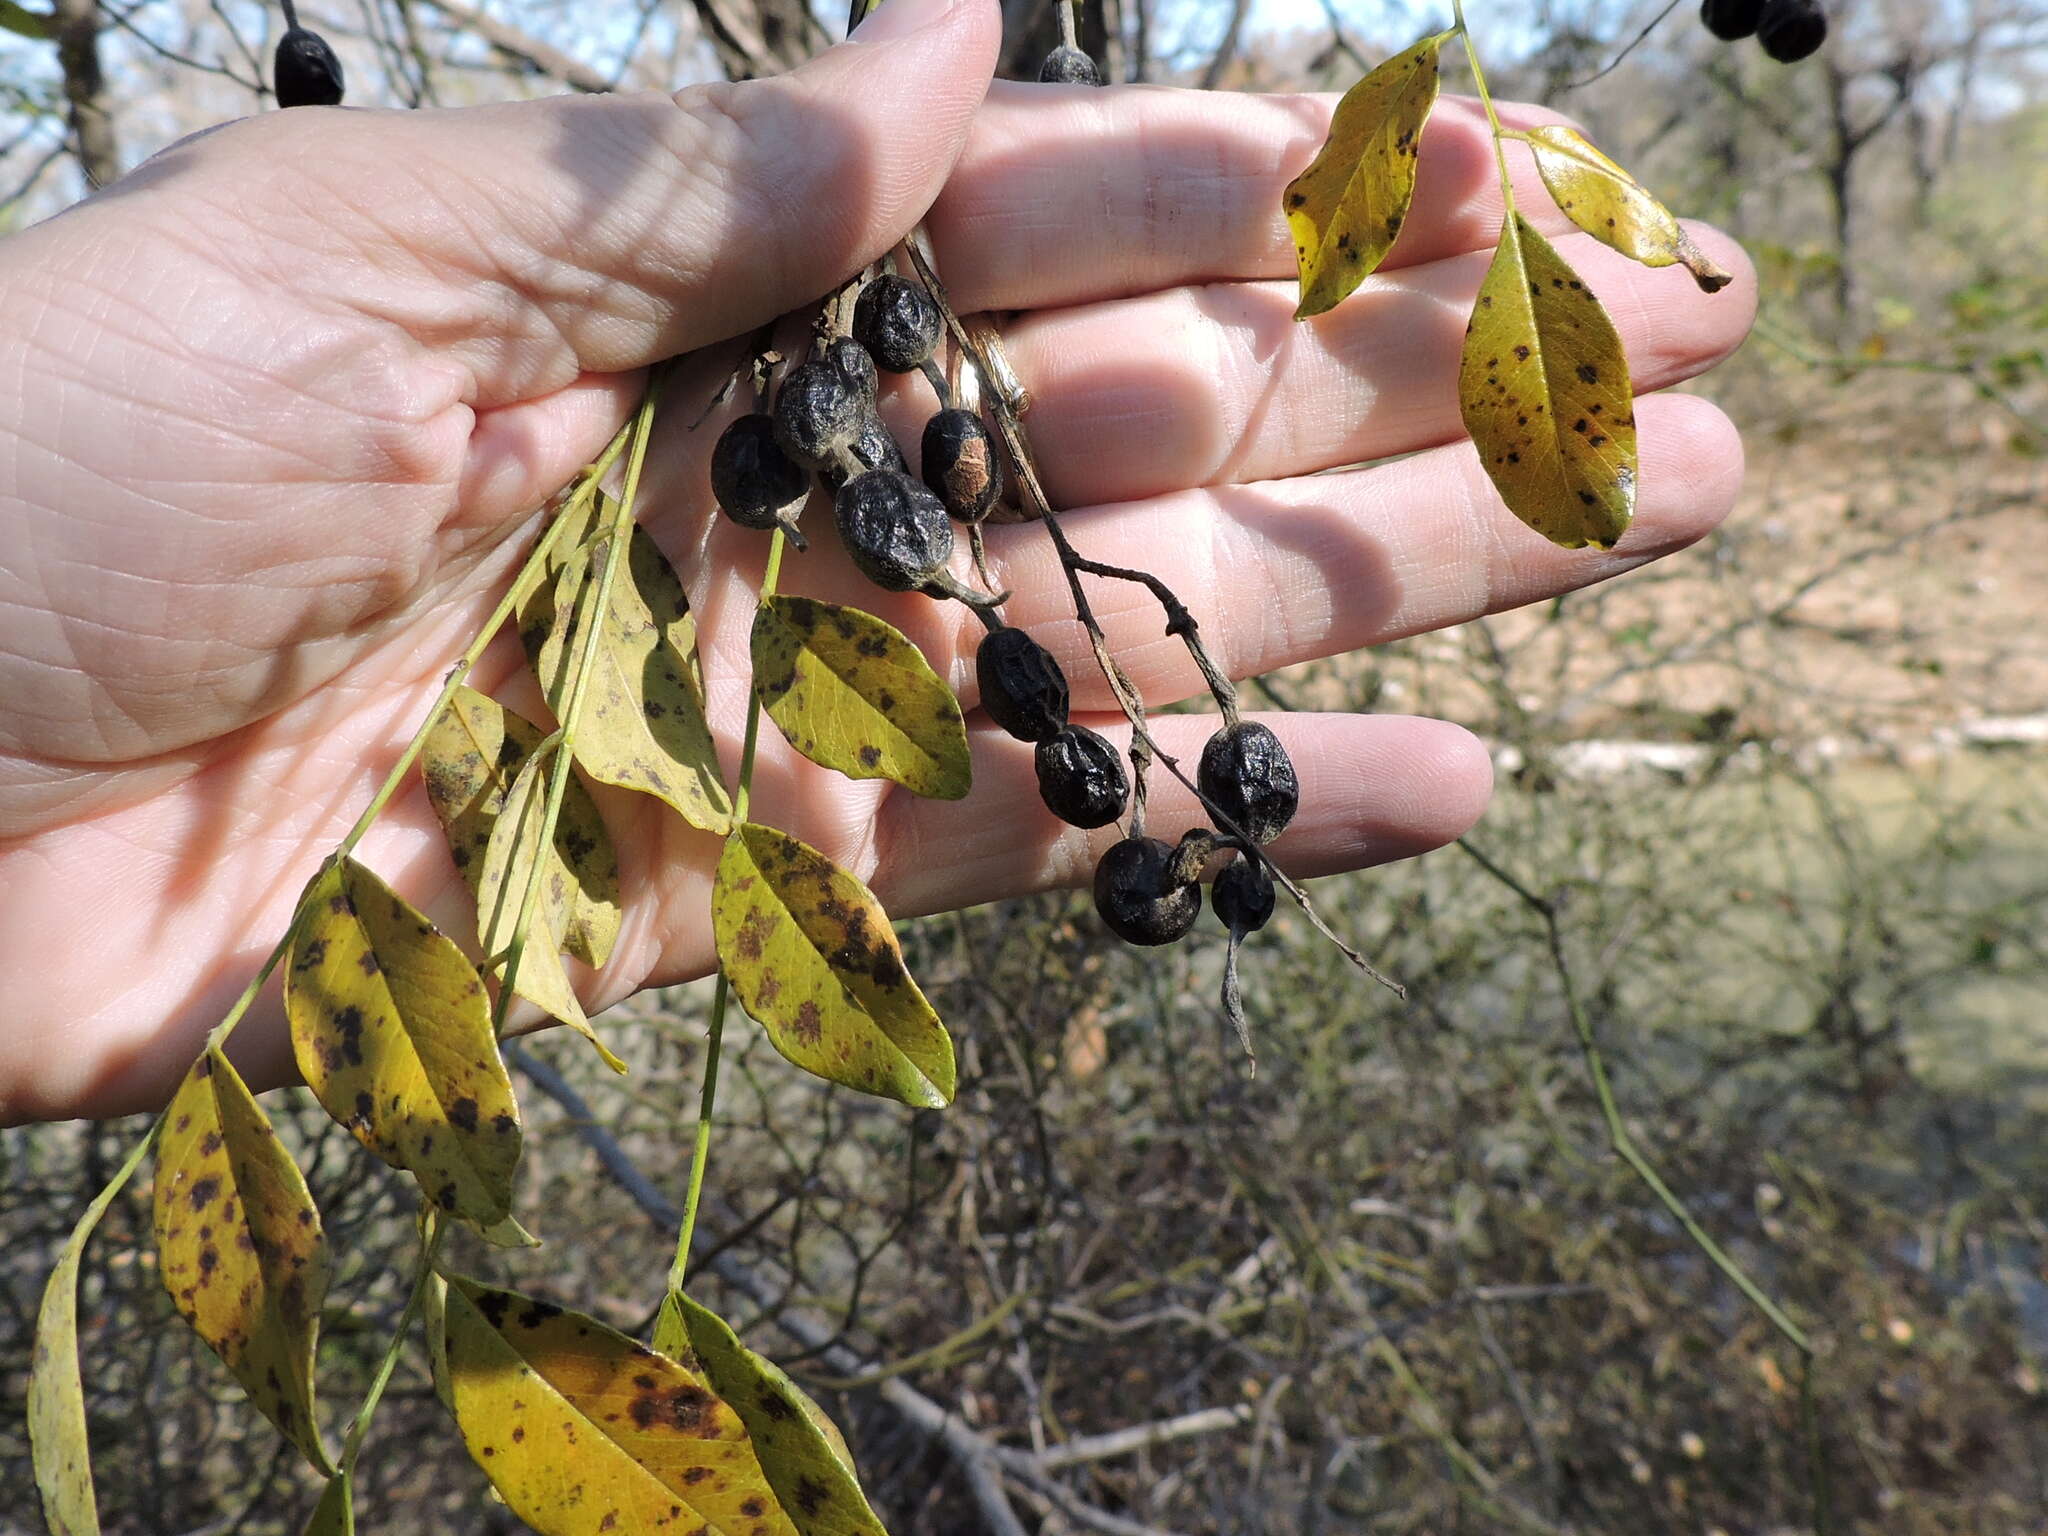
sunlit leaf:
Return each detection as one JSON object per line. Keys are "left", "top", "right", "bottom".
{"left": 153, "top": 1049, "right": 331, "bottom": 1471}
{"left": 1283, "top": 31, "right": 1449, "bottom": 319}
{"left": 670, "top": 1293, "right": 888, "bottom": 1536}
{"left": 712, "top": 824, "right": 953, "bottom": 1108}
{"left": 1459, "top": 212, "right": 1638, "bottom": 549}
{"left": 751, "top": 597, "right": 969, "bottom": 800}
{"left": 422, "top": 684, "right": 622, "bottom": 970}
{"left": 1523, "top": 125, "right": 1732, "bottom": 293}
{"left": 521, "top": 497, "right": 733, "bottom": 835}
{"left": 441, "top": 1278, "right": 798, "bottom": 1536}
{"left": 29, "top": 1134, "right": 153, "bottom": 1536}
{"left": 303, "top": 1470, "right": 354, "bottom": 1536}
{"left": 285, "top": 858, "right": 522, "bottom": 1227}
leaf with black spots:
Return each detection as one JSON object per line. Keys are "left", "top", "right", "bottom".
{"left": 1458, "top": 213, "right": 1638, "bottom": 549}
{"left": 1283, "top": 31, "right": 1449, "bottom": 319}
{"left": 669, "top": 1294, "right": 888, "bottom": 1535}
{"left": 441, "top": 1278, "right": 798, "bottom": 1536}
{"left": 520, "top": 498, "right": 733, "bottom": 835}
{"left": 284, "top": 858, "right": 522, "bottom": 1228}
{"left": 712, "top": 825, "right": 953, "bottom": 1108}
{"left": 751, "top": 597, "right": 969, "bottom": 800}
{"left": 1523, "top": 126, "right": 1731, "bottom": 293}
{"left": 154, "top": 1049, "right": 331, "bottom": 1471}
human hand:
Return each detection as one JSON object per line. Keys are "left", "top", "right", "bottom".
{"left": 0, "top": 0, "right": 1751, "bottom": 1124}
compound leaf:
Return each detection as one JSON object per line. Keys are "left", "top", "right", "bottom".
{"left": 1284, "top": 30, "right": 1449, "bottom": 319}
{"left": 712, "top": 824, "right": 954, "bottom": 1108}
{"left": 441, "top": 1278, "right": 798, "bottom": 1536}
{"left": 284, "top": 858, "right": 522, "bottom": 1228}
{"left": 752, "top": 597, "right": 969, "bottom": 800}
{"left": 303, "top": 1471, "right": 354, "bottom": 1536}
{"left": 521, "top": 499, "right": 733, "bottom": 835}
{"left": 422, "top": 684, "right": 621, "bottom": 970}
{"left": 1523, "top": 125, "right": 1732, "bottom": 293}
{"left": 154, "top": 1049, "right": 331, "bottom": 1471}
{"left": 1459, "top": 212, "right": 1638, "bottom": 549}
{"left": 670, "top": 1294, "right": 887, "bottom": 1536}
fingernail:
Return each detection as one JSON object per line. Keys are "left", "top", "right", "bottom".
{"left": 850, "top": 0, "right": 958, "bottom": 44}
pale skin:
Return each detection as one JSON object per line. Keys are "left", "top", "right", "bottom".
{"left": 0, "top": 0, "right": 1753, "bottom": 1125}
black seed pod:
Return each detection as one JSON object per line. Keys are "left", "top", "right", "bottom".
{"left": 1212, "top": 856, "right": 1275, "bottom": 936}
{"left": 921, "top": 408, "right": 1003, "bottom": 523}
{"left": 834, "top": 469, "right": 954, "bottom": 592}
{"left": 711, "top": 413, "right": 809, "bottom": 532}
{"left": 1035, "top": 725, "right": 1128, "bottom": 828}
{"left": 1197, "top": 721, "right": 1299, "bottom": 845}
{"left": 1756, "top": 0, "right": 1826, "bottom": 59}
{"left": 1699, "top": 0, "right": 1765, "bottom": 39}
{"left": 976, "top": 626, "right": 1068, "bottom": 743}
{"left": 1038, "top": 46, "right": 1103, "bottom": 85}
{"left": 827, "top": 337, "right": 878, "bottom": 402}
{"left": 275, "top": 26, "right": 345, "bottom": 107}
{"left": 773, "top": 360, "right": 865, "bottom": 469}
{"left": 853, "top": 275, "right": 943, "bottom": 375}
{"left": 1093, "top": 836, "right": 1201, "bottom": 945}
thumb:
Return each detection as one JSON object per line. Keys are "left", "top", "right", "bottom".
{"left": 128, "top": 0, "right": 1001, "bottom": 402}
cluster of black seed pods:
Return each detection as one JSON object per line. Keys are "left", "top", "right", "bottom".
{"left": 1700, "top": 0, "right": 1827, "bottom": 61}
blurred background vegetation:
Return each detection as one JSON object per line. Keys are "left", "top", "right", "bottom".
{"left": 2, "top": 0, "right": 2045, "bottom": 1531}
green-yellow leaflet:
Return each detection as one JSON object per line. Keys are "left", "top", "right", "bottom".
{"left": 1522, "top": 125, "right": 1732, "bottom": 294}
{"left": 671, "top": 1294, "right": 887, "bottom": 1536}
{"left": 303, "top": 1471, "right": 354, "bottom": 1536}
{"left": 29, "top": 1129, "right": 155, "bottom": 1536}
{"left": 713, "top": 824, "right": 954, "bottom": 1108}
{"left": 284, "top": 858, "right": 522, "bottom": 1227}
{"left": 441, "top": 1278, "right": 799, "bottom": 1536}
{"left": 422, "top": 684, "right": 621, "bottom": 970}
{"left": 752, "top": 596, "right": 970, "bottom": 800}
{"left": 521, "top": 497, "right": 733, "bottom": 835}
{"left": 1459, "top": 212, "right": 1638, "bottom": 549}
{"left": 1283, "top": 31, "right": 1448, "bottom": 319}
{"left": 154, "top": 1049, "right": 331, "bottom": 1471}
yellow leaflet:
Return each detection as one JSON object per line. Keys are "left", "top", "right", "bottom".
{"left": 284, "top": 858, "right": 522, "bottom": 1227}
{"left": 1284, "top": 31, "right": 1449, "bottom": 319}
{"left": 154, "top": 1050, "right": 332, "bottom": 1471}
{"left": 422, "top": 684, "right": 622, "bottom": 970}
{"left": 1524, "top": 125, "right": 1732, "bottom": 294}
{"left": 303, "top": 1471, "right": 353, "bottom": 1536}
{"left": 521, "top": 500, "right": 733, "bottom": 835}
{"left": 441, "top": 1279, "right": 799, "bottom": 1536}
{"left": 752, "top": 597, "right": 970, "bottom": 801}
{"left": 712, "top": 824, "right": 954, "bottom": 1108}
{"left": 1459, "top": 213, "right": 1638, "bottom": 549}
{"left": 671, "top": 1294, "right": 888, "bottom": 1536}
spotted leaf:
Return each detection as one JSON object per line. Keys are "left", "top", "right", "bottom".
{"left": 1283, "top": 31, "right": 1449, "bottom": 319}
{"left": 422, "top": 684, "right": 621, "bottom": 970}
{"left": 1524, "top": 125, "right": 1731, "bottom": 293}
{"left": 712, "top": 825, "right": 953, "bottom": 1108}
{"left": 669, "top": 1294, "right": 887, "bottom": 1536}
{"left": 284, "top": 858, "right": 522, "bottom": 1228}
{"left": 751, "top": 597, "right": 969, "bottom": 800}
{"left": 441, "top": 1278, "right": 798, "bottom": 1536}
{"left": 154, "top": 1049, "right": 331, "bottom": 1470}
{"left": 520, "top": 497, "right": 733, "bottom": 835}
{"left": 1458, "top": 212, "right": 1638, "bottom": 549}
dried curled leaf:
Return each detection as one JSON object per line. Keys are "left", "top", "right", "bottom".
{"left": 285, "top": 858, "right": 522, "bottom": 1228}
{"left": 752, "top": 597, "right": 970, "bottom": 800}
{"left": 154, "top": 1050, "right": 331, "bottom": 1471}
{"left": 423, "top": 684, "right": 621, "bottom": 969}
{"left": 1523, "top": 125, "right": 1732, "bottom": 293}
{"left": 1459, "top": 212, "right": 1638, "bottom": 549}
{"left": 303, "top": 1471, "right": 354, "bottom": 1536}
{"left": 670, "top": 1293, "right": 888, "bottom": 1536}
{"left": 712, "top": 824, "right": 954, "bottom": 1108}
{"left": 1283, "top": 31, "right": 1449, "bottom": 319}
{"left": 440, "top": 1278, "right": 798, "bottom": 1536}
{"left": 521, "top": 497, "right": 733, "bottom": 835}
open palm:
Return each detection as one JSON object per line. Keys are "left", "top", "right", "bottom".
{"left": 0, "top": 0, "right": 1752, "bottom": 1124}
